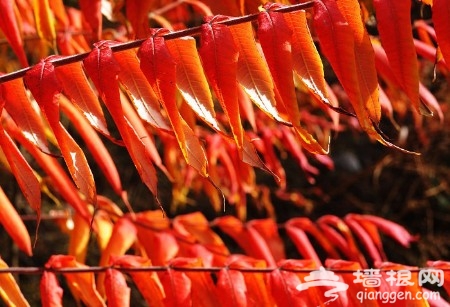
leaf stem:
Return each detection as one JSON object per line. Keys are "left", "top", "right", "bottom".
{"left": 0, "top": 1, "right": 314, "bottom": 84}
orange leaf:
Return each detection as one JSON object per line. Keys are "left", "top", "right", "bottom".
{"left": 104, "top": 269, "right": 130, "bottom": 307}
{"left": 160, "top": 267, "right": 192, "bottom": 307}
{"left": 68, "top": 211, "right": 91, "bottom": 263}
{"left": 139, "top": 31, "right": 208, "bottom": 177}
{"left": 283, "top": 9, "right": 332, "bottom": 111}
{"left": 0, "top": 257, "right": 29, "bottom": 307}
{"left": 24, "top": 59, "right": 96, "bottom": 206}
{"left": 83, "top": 42, "right": 159, "bottom": 197}
{"left": 79, "top": 0, "right": 102, "bottom": 41}
{"left": 433, "top": 0, "right": 450, "bottom": 66}
{"left": 59, "top": 96, "right": 123, "bottom": 196}
{"left": 0, "top": 0, "right": 28, "bottom": 66}
{"left": 32, "top": 0, "right": 56, "bottom": 46}
{"left": 0, "top": 122, "right": 41, "bottom": 216}
{"left": 173, "top": 212, "right": 229, "bottom": 260}
{"left": 216, "top": 268, "right": 247, "bottom": 307}
{"left": 258, "top": 8, "right": 327, "bottom": 154}
{"left": 45, "top": 255, "right": 105, "bottom": 307}
{"left": 199, "top": 18, "right": 244, "bottom": 149}
{"left": 247, "top": 219, "right": 285, "bottom": 262}
{"left": 97, "top": 215, "right": 137, "bottom": 296}
{"left": 55, "top": 62, "right": 110, "bottom": 136}
{"left": 2, "top": 78, "right": 50, "bottom": 153}
{"left": 0, "top": 186, "right": 32, "bottom": 256}
{"left": 5, "top": 117, "right": 92, "bottom": 225}
{"left": 335, "top": 0, "right": 380, "bottom": 124}
{"left": 40, "top": 271, "right": 63, "bottom": 307}
{"left": 228, "top": 21, "right": 288, "bottom": 126}
{"left": 373, "top": 0, "right": 429, "bottom": 115}
{"left": 165, "top": 37, "right": 221, "bottom": 132}
{"left": 113, "top": 49, "right": 171, "bottom": 131}
{"left": 111, "top": 255, "right": 165, "bottom": 306}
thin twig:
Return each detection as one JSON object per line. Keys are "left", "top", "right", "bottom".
{"left": 0, "top": 2, "right": 314, "bottom": 84}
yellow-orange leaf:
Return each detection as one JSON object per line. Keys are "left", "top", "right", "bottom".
{"left": 166, "top": 37, "right": 221, "bottom": 131}
{"left": 228, "top": 22, "right": 287, "bottom": 126}
{"left": 32, "top": 0, "right": 56, "bottom": 46}
{"left": 0, "top": 257, "right": 29, "bottom": 307}
{"left": 113, "top": 49, "right": 171, "bottom": 131}
{"left": 335, "top": 0, "right": 381, "bottom": 123}
{"left": 55, "top": 62, "right": 109, "bottom": 136}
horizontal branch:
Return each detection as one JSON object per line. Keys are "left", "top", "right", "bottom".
{"left": 0, "top": 265, "right": 442, "bottom": 275}
{"left": 0, "top": 1, "right": 314, "bottom": 84}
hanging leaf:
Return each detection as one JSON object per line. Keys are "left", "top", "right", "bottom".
{"left": 104, "top": 269, "right": 130, "bottom": 307}
{"left": 199, "top": 17, "right": 244, "bottom": 150}
{"left": 40, "top": 271, "right": 63, "bottom": 307}
{"left": 165, "top": 37, "right": 221, "bottom": 132}
{"left": 2, "top": 78, "right": 50, "bottom": 153}
{"left": 32, "top": 0, "right": 56, "bottom": 46}
{"left": 83, "top": 42, "right": 159, "bottom": 198}
{"left": 433, "top": 0, "right": 450, "bottom": 66}
{"left": 160, "top": 266, "right": 192, "bottom": 307}
{"left": 111, "top": 255, "right": 165, "bottom": 306}
{"left": 79, "top": 0, "right": 102, "bottom": 41}
{"left": 55, "top": 62, "right": 110, "bottom": 136}
{"left": 0, "top": 187, "right": 32, "bottom": 256}
{"left": 258, "top": 7, "right": 327, "bottom": 154}
{"left": 373, "top": 0, "right": 429, "bottom": 115}
{"left": 215, "top": 268, "right": 247, "bottom": 307}
{"left": 0, "top": 257, "right": 30, "bottom": 307}
{"left": 113, "top": 49, "right": 171, "bottom": 131}
{"left": 0, "top": 0, "right": 28, "bottom": 66}
{"left": 227, "top": 21, "right": 288, "bottom": 126}
{"left": 139, "top": 30, "right": 208, "bottom": 177}
{"left": 24, "top": 59, "right": 97, "bottom": 206}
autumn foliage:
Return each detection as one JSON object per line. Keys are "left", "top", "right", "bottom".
{"left": 0, "top": 0, "right": 450, "bottom": 305}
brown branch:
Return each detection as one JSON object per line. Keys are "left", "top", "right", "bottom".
{"left": 0, "top": 1, "right": 314, "bottom": 84}
{"left": 0, "top": 265, "right": 439, "bottom": 275}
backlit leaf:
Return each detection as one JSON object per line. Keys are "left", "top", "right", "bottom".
{"left": 258, "top": 8, "right": 327, "bottom": 154}
{"left": 199, "top": 18, "right": 243, "bottom": 149}
{"left": 104, "top": 269, "right": 130, "bottom": 307}
{"left": 79, "top": 0, "right": 102, "bottom": 41}
{"left": 113, "top": 49, "right": 171, "bottom": 131}
{"left": 166, "top": 37, "right": 221, "bottom": 131}
{"left": 0, "top": 257, "right": 30, "bottom": 307}
{"left": 160, "top": 267, "right": 192, "bottom": 307}
{"left": 83, "top": 42, "right": 159, "bottom": 198}
{"left": 32, "top": 0, "right": 56, "bottom": 46}
{"left": 55, "top": 62, "right": 110, "bottom": 136}
{"left": 139, "top": 30, "right": 208, "bottom": 177}
{"left": 25, "top": 59, "right": 96, "bottom": 206}
{"left": 228, "top": 21, "right": 287, "bottom": 126}
{"left": 216, "top": 268, "right": 247, "bottom": 307}
{"left": 433, "top": 0, "right": 450, "bottom": 66}
{"left": 0, "top": 0, "right": 28, "bottom": 66}
{"left": 2, "top": 78, "right": 50, "bottom": 153}
{"left": 373, "top": 0, "right": 428, "bottom": 115}
{"left": 40, "top": 271, "right": 63, "bottom": 307}
{"left": 0, "top": 186, "right": 32, "bottom": 256}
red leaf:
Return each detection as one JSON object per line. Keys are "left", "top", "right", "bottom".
{"left": 104, "top": 269, "right": 130, "bottom": 307}
{"left": 433, "top": 0, "right": 450, "bottom": 66}
{"left": 216, "top": 268, "right": 247, "bottom": 307}
{"left": 59, "top": 96, "right": 123, "bottom": 196}
{"left": 79, "top": 0, "right": 102, "bottom": 41}
{"left": 111, "top": 255, "right": 165, "bottom": 306}
{"left": 258, "top": 8, "right": 327, "bottom": 154}
{"left": 373, "top": 0, "right": 429, "bottom": 115}
{"left": 24, "top": 59, "right": 96, "bottom": 205}
{"left": 55, "top": 62, "right": 110, "bottom": 136}
{"left": 199, "top": 18, "right": 244, "bottom": 149}
{"left": 2, "top": 78, "right": 50, "bottom": 153}
{"left": 139, "top": 30, "right": 208, "bottom": 177}
{"left": 126, "top": 0, "right": 156, "bottom": 38}
{"left": 247, "top": 219, "right": 285, "bottom": 262}
{"left": 160, "top": 268, "right": 192, "bottom": 307}
{"left": 40, "top": 271, "right": 63, "bottom": 307}
{"left": 0, "top": 122, "right": 41, "bottom": 216}
{"left": 83, "top": 42, "right": 159, "bottom": 198}
{"left": 45, "top": 255, "right": 105, "bottom": 306}
{"left": 0, "top": 0, "right": 28, "bottom": 66}
{"left": 113, "top": 49, "right": 171, "bottom": 131}
{"left": 0, "top": 186, "right": 32, "bottom": 256}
